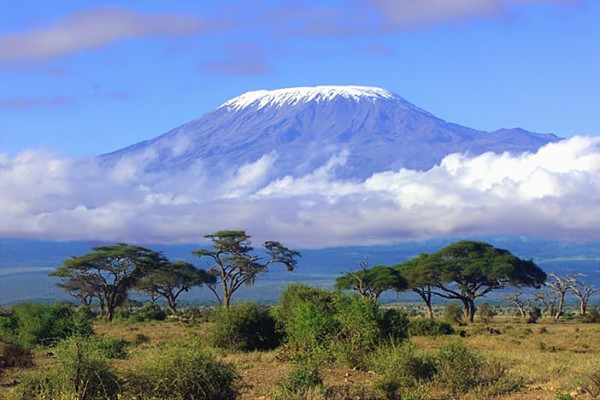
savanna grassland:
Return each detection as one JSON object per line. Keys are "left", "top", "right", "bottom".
{"left": 1, "top": 299, "right": 600, "bottom": 400}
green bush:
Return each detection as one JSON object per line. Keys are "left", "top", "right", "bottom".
{"left": 272, "top": 284, "right": 336, "bottom": 334}
{"left": 0, "top": 303, "right": 93, "bottom": 347}
{"left": 442, "top": 302, "right": 464, "bottom": 325}
{"left": 275, "top": 286, "right": 410, "bottom": 367}
{"left": 13, "top": 336, "right": 120, "bottom": 400}
{"left": 368, "top": 342, "right": 435, "bottom": 400}
{"left": 93, "top": 337, "right": 129, "bottom": 359}
{"left": 130, "top": 304, "right": 167, "bottom": 322}
{"left": 407, "top": 318, "right": 454, "bottom": 337}
{"left": 124, "top": 339, "right": 238, "bottom": 400}
{"left": 581, "top": 306, "right": 600, "bottom": 323}
{"left": 209, "top": 303, "right": 281, "bottom": 351}
{"left": 273, "top": 363, "right": 324, "bottom": 400}
{"left": 435, "top": 340, "right": 521, "bottom": 397}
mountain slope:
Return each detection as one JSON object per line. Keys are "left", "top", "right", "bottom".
{"left": 100, "top": 85, "right": 560, "bottom": 179}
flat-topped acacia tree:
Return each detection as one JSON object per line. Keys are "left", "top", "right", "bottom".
{"left": 397, "top": 241, "right": 546, "bottom": 322}
{"left": 193, "top": 230, "right": 301, "bottom": 308}
{"left": 50, "top": 243, "right": 163, "bottom": 321}
{"left": 335, "top": 261, "right": 409, "bottom": 301}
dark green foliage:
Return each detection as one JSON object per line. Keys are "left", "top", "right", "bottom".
{"left": 14, "top": 336, "right": 120, "bottom": 400}
{"left": 135, "top": 261, "right": 215, "bottom": 313}
{"left": 209, "top": 303, "right": 281, "bottom": 351}
{"left": 0, "top": 303, "right": 93, "bottom": 347}
{"left": 335, "top": 262, "right": 409, "bottom": 300}
{"left": 379, "top": 308, "right": 410, "bottom": 341}
{"left": 130, "top": 303, "right": 167, "bottom": 322}
{"left": 133, "top": 333, "right": 151, "bottom": 345}
{"left": 51, "top": 243, "right": 165, "bottom": 321}
{"left": 124, "top": 339, "right": 238, "bottom": 400}
{"left": 0, "top": 340, "right": 34, "bottom": 369}
{"left": 408, "top": 318, "right": 454, "bottom": 337}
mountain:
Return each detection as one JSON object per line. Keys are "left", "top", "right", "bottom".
{"left": 100, "top": 86, "right": 560, "bottom": 179}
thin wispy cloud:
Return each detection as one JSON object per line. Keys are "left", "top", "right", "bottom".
{"left": 0, "top": 137, "right": 598, "bottom": 247}
{"left": 0, "top": 7, "right": 208, "bottom": 61}
{"left": 0, "top": 95, "right": 73, "bottom": 110}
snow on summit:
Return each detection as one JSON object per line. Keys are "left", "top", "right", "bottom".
{"left": 218, "top": 85, "right": 405, "bottom": 111}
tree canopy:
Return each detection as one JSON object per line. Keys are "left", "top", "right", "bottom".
{"left": 193, "top": 230, "right": 300, "bottom": 308}
{"left": 135, "top": 261, "right": 215, "bottom": 313}
{"left": 335, "top": 261, "right": 408, "bottom": 300}
{"left": 50, "top": 244, "right": 163, "bottom": 321}
{"left": 396, "top": 241, "right": 546, "bottom": 322}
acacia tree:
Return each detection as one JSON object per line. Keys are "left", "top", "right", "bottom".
{"left": 569, "top": 278, "right": 599, "bottom": 315}
{"left": 396, "top": 241, "right": 546, "bottom": 322}
{"left": 394, "top": 254, "right": 440, "bottom": 319}
{"left": 135, "top": 261, "right": 216, "bottom": 313}
{"left": 335, "top": 260, "right": 408, "bottom": 300}
{"left": 506, "top": 291, "right": 534, "bottom": 318}
{"left": 546, "top": 273, "right": 577, "bottom": 320}
{"left": 193, "top": 231, "right": 300, "bottom": 308}
{"left": 433, "top": 241, "right": 546, "bottom": 322}
{"left": 50, "top": 244, "right": 162, "bottom": 321}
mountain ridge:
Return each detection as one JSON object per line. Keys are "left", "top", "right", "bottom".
{"left": 100, "top": 85, "right": 561, "bottom": 179}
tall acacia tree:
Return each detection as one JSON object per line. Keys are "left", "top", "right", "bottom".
{"left": 135, "top": 261, "right": 216, "bottom": 313}
{"left": 397, "top": 241, "right": 546, "bottom": 322}
{"left": 394, "top": 254, "right": 440, "bottom": 319}
{"left": 50, "top": 244, "right": 162, "bottom": 321}
{"left": 433, "top": 241, "right": 546, "bottom": 322}
{"left": 335, "top": 260, "right": 408, "bottom": 300}
{"left": 193, "top": 230, "right": 300, "bottom": 308}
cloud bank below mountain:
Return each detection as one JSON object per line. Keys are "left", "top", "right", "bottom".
{"left": 1, "top": 135, "right": 599, "bottom": 247}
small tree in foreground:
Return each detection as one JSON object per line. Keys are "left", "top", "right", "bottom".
{"left": 193, "top": 231, "right": 300, "bottom": 308}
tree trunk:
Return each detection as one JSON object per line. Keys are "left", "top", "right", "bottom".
{"left": 555, "top": 293, "right": 565, "bottom": 320}
{"left": 106, "top": 306, "right": 114, "bottom": 321}
{"left": 580, "top": 300, "right": 586, "bottom": 315}
{"left": 425, "top": 303, "right": 434, "bottom": 319}
{"left": 167, "top": 296, "right": 178, "bottom": 314}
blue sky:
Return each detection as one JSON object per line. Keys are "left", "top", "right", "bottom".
{"left": 1, "top": 0, "right": 598, "bottom": 158}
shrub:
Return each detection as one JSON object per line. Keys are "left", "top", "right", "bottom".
{"left": 209, "top": 303, "right": 281, "bottom": 351}
{"left": 123, "top": 339, "right": 238, "bottom": 400}
{"left": 443, "top": 302, "right": 464, "bottom": 325}
{"left": 13, "top": 336, "right": 120, "bottom": 400}
{"left": 436, "top": 340, "right": 484, "bottom": 396}
{"left": 130, "top": 303, "right": 167, "bottom": 322}
{"left": 0, "top": 340, "right": 34, "bottom": 369}
{"left": 133, "top": 333, "right": 151, "bottom": 345}
{"left": 1, "top": 303, "right": 93, "bottom": 347}
{"left": 368, "top": 342, "right": 435, "bottom": 400}
{"left": 435, "top": 340, "right": 521, "bottom": 397}
{"left": 581, "top": 306, "right": 600, "bottom": 323}
{"left": 379, "top": 308, "right": 410, "bottom": 342}
{"left": 93, "top": 337, "right": 129, "bottom": 359}
{"left": 408, "top": 318, "right": 454, "bottom": 337}
{"left": 477, "top": 302, "right": 496, "bottom": 324}
{"left": 273, "top": 363, "right": 324, "bottom": 400}
{"left": 283, "top": 301, "right": 338, "bottom": 355}
{"left": 272, "top": 284, "right": 336, "bottom": 334}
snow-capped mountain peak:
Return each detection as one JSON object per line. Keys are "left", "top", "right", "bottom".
{"left": 218, "top": 85, "right": 412, "bottom": 111}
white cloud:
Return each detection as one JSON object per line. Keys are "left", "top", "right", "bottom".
{"left": 0, "top": 7, "right": 207, "bottom": 61}
{"left": 0, "top": 136, "right": 599, "bottom": 247}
